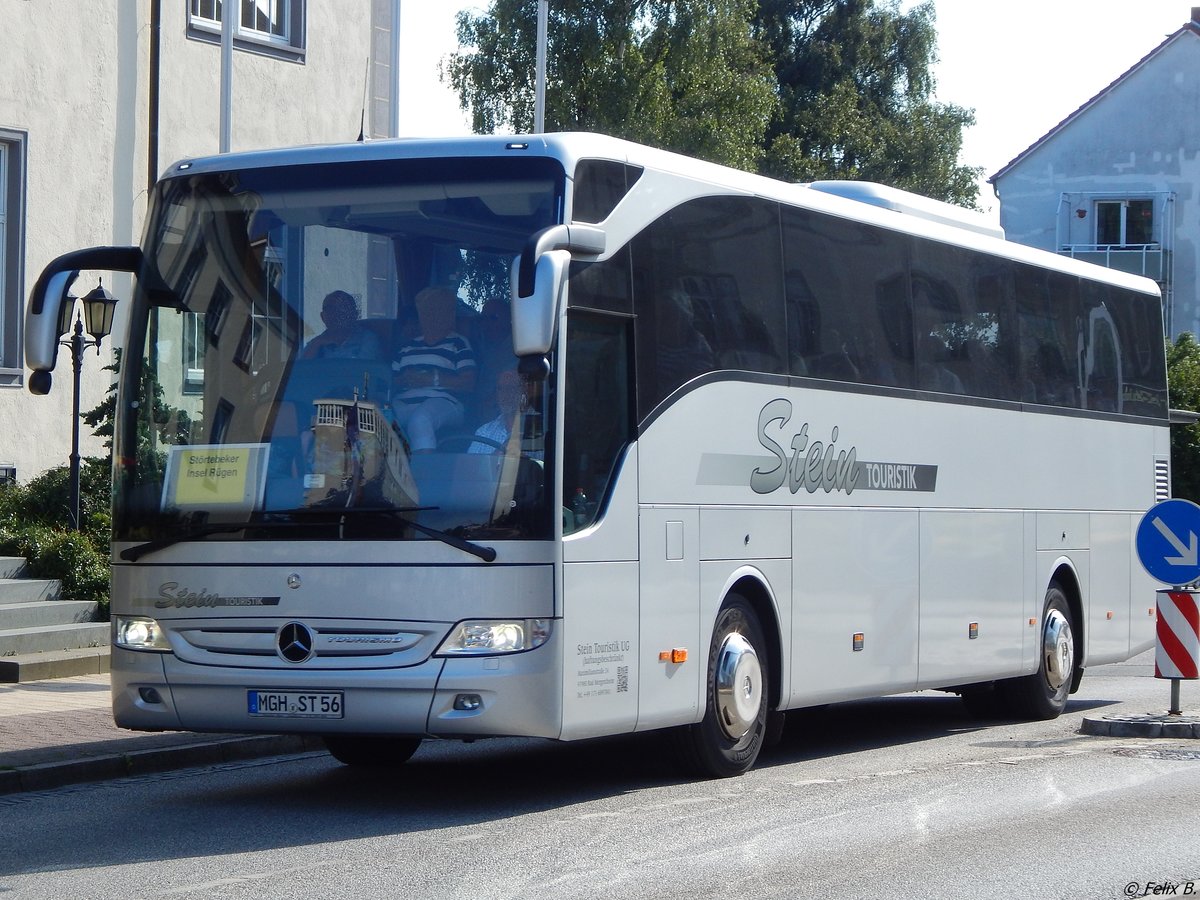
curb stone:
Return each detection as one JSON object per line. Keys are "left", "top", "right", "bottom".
{"left": 0, "top": 734, "right": 325, "bottom": 796}
{"left": 1080, "top": 714, "right": 1200, "bottom": 739}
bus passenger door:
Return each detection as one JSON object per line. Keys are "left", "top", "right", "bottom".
{"left": 636, "top": 506, "right": 701, "bottom": 731}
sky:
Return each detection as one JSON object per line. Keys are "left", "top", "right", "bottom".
{"left": 397, "top": 1, "right": 1194, "bottom": 214}
{"left": 926, "top": 0, "right": 1188, "bottom": 214}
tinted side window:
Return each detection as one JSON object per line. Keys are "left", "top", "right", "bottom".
{"left": 911, "top": 241, "right": 1018, "bottom": 400}
{"left": 1082, "top": 280, "right": 1167, "bottom": 417}
{"left": 631, "top": 196, "right": 785, "bottom": 416}
{"left": 1016, "top": 266, "right": 1081, "bottom": 408}
{"left": 573, "top": 160, "right": 643, "bottom": 224}
{"left": 782, "top": 208, "right": 913, "bottom": 388}
{"left": 562, "top": 312, "right": 635, "bottom": 533}
{"left": 1079, "top": 281, "right": 1123, "bottom": 413}
{"left": 568, "top": 246, "right": 633, "bottom": 314}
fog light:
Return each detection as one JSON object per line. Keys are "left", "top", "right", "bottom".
{"left": 138, "top": 687, "right": 163, "bottom": 704}
{"left": 453, "top": 693, "right": 483, "bottom": 711}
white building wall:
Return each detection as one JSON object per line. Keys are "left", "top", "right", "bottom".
{"left": 994, "top": 32, "right": 1200, "bottom": 339}
{"left": 0, "top": 2, "right": 130, "bottom": 484}
{"left": 0, "top": 1, "right": 381, "bottom": 484}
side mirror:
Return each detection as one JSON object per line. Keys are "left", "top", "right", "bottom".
{"left": 510, "top": 224, "right": 606, "bottom": 375}
{"left": 25, "top": 269, "right": 78, "bottom": 376}
{"left": 511, "top": 249, "right": 570, "bottom": 363}
{"left": 24, "top": 246, "right": 142, "bottom": 394}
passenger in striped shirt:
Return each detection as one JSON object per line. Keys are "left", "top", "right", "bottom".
{"left": 392, "top": 287, "right": 476, "bottom": 452}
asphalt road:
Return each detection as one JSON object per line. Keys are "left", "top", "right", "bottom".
{"left": 2, "top": 654, "right": 1197, "bottom": 900}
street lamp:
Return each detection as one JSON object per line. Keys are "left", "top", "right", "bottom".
{"left": 56, "top": 278, "right": 117, "bottom": 531}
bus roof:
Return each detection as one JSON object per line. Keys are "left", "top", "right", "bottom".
{"left": 162, "top": 132, "right": 1161, "bottom": 298}
{"left": 805, "top": 180, "right": 1006, "bottom": 241}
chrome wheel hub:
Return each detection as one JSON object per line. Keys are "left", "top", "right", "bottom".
{"left": 1042, "top": 609, "right": 1074, "bottom": 692}
{"left": 715, "top": 632, "right": 762, "bottom": 740}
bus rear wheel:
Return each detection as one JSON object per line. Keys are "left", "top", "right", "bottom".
{"left": 323, "top": 735, "right": 422, "bottom": 768}
{"left": 675, "top": 596, "right": 769, "bottom": 778}
{"left": 998, "top": 583, "right": 1076, "bottom": 720}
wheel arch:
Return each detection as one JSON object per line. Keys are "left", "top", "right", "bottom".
{"left": 721, "top": 570, "right": 784, "bottom": 714}
{"left": 1047, "top": 558, "right": 1086, "bottom": 682}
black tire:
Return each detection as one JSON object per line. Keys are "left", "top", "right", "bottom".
{"left": 323, "top": 735, "right": 422, "bottom": 768}
{"left": 997, "top": 582, "right": 1076, "bottom": 720}
{"left": 674, "top": 596, "right": 769, "bottom": 778}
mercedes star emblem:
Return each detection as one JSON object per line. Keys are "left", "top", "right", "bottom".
{"left": 277, "top": 622, "right": 315, "bottom": 663}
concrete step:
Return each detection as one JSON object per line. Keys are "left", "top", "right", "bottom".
{"left": 0, "top": 599, "right": 98, "bottom": 630}
{"left": 0, "top": 622, "right": 110, "bottom": 656}
{"left": 0, "top": 556, "right": 109, "bottom": 682}
{"left": 0, "top": 578, "right": 62, "bottom": 604}
{"left": 0, "top": 557, "right": 28, "bottom": 579}
{"left": 0, "top": 646, "right": 110, "bottom": 683}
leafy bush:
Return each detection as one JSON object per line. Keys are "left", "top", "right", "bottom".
{"left": 0, "top": 460, "right": 111, "bottom": 541}
{"left": 0, "top": 461, "right": 111, "bottom": 617}
{"left": 1169, "top": 334, "right": 1200, "bottom": 503}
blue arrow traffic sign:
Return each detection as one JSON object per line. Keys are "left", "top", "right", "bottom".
{"left": 1136, "top": 498, "right": 1200, "bottom": 586}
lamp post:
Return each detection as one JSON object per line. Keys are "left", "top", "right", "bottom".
{"left": 534, "top": 0, "right": 547, "bottom": 133}
{"left": 56, "top": 279, "right": 117, "bottom": 531}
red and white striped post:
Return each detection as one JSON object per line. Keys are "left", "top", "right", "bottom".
{"left": 1155, "top": 590, "right": 1200, "bottom": 715}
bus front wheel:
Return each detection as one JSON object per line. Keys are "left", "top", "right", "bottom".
{"left": 323, "top": 735, "right": 422, "bottom": 768}
{"left": 999, "top": 583, "right": 1076, "bottom": 720}
{"left": 675, "top": 596, "right": 769, "bottom": 778}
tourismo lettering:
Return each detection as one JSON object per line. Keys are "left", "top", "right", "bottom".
{"left": 750, "top": 398, "right": 859, "bottom": 496}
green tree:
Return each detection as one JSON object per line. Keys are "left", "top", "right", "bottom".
{"left": 447, "top": 0, "right": 978, "bottom": 207}
{"left": 81, "top": 347, "right": 192, "bottom": 475}
{"left": 1168, "top": 333, "right": 1200, "bottom": 502}
{"left": 755, "top": 0, "right": 979, "bottom": 205}
{"left": 446, "top": 0, "right": 778, "bottom": 170}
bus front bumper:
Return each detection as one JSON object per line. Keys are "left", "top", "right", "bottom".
{"left": 111, "top": 635, "right": 564, "bottom": 741}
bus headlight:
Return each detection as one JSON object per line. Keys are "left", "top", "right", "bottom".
{"left": 436, "top": 619, "right": 551, "bottom": 656}
{"left": 113, "top": 616, "right": 172, "bottom": 652}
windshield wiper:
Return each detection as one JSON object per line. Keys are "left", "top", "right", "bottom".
{"left": 292, "top": 506, "right": 497, "bottom": 562}
{"left": 120, "top": 523, "right": 255, "bottom": 562}
{"left": 119, "top": 506, "right": 498, "bottom": 564}
{"left": 121, "top": 516, "right": 335, "bottom": 562}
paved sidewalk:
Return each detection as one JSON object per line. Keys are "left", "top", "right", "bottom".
{"left": 0, "top": 674, "right": 322, "bottom": 795}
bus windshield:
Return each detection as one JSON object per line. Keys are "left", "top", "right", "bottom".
{"left": 113, "top": 155, "right": 563, "bottom": 546}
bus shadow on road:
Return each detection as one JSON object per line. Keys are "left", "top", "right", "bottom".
{"left": 756, "top": 691, "right": 1125, "bottom": 769}
{"left": 207, "top": 694, "right": 1004, "bottom": 823}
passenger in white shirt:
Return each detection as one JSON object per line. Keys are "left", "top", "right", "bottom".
{"left": 468, "top": 369, "right": 524, "bottom": 454}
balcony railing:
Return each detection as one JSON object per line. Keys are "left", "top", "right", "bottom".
{"left": 1057, "top": 244, "right": 1166, "bottom": 281}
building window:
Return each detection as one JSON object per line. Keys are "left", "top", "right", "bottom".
{"left": 0, "top": 131, "right": 26, "bottom": 386}
{"left": 188, "top": 0, "right": 306, "bottom": 61}
{"left": 181, "top": 312, "right": 206, "bottom": 395}
{"left": 1096, "top": 199, "right": 1154, "bottom": 247}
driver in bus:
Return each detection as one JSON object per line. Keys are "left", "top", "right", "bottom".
{"left": 391, "top": 286, "right": 477, "bottom": 452}
{"left": 301, "top": 290, "right": 384, "bottom": 360}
